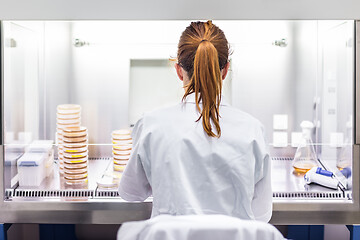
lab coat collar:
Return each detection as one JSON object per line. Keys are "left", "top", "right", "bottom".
{"left": 183, "top": 93, "right": 229, "bottom": 106}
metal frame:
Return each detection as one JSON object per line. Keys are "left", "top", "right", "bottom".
{"left": 0, "top": 20, "right": 359, "bottom": 225}
{"left": 357, "top": 20, "right": 360, "bottom": 145}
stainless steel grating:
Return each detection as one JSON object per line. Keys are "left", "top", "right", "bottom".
{"left": 271, "top": 157, "right": 293, "bottom": 161}
{"left": 95, "top": 191, "right": 120, "bottom": 198}
{"left": 5, "top": 189, "right": 14, "bottom": 199}
{"left": 273, "top": 192, "right": 345, "bottom": 199}
{"left": 14, "top": 189, "right": 94, "bottom": 198}
{"left": 88, "top": 157, "right": 112, "bottom": 160}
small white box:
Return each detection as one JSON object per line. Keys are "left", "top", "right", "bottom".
{"left": 18, "top": 132, "right": 32, "bottom": 144}
{"left": 273, "top": 132, "right": 288, "bottom": 148}
{"left": 17, "top": 152, "right": 47, "bottom": 187}
{"left": 273, "top": 114, "right": 288, "bottom": 130}
{"left": 28, "top": 140, "right": 53, "bottom": 153}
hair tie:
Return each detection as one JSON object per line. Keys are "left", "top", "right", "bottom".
{"left": 200, "top": 39, "right": 208, "bottom": 43}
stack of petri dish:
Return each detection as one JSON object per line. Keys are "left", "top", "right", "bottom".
{"left": 112, "top": 129, "right": 132, "bottom": 172}
{"left": 62, "top": 126, "right": 89, "bottom": 185}
{"left": 56, "top": 104, "right": 81, "bottom": 174}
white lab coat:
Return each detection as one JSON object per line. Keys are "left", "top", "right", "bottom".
{"left": 119, "top": 93, "right": 272, "bottom": 222}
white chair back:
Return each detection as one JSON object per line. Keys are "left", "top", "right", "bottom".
{"left": 117, "top": 214, "right": 285, "bottom": 240}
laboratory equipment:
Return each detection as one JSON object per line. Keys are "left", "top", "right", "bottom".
{"left": 304, "top": 167, "right": 340, "bottom": 190}
{"left": 292, "top": 121, "right": 319, "bottom": 173}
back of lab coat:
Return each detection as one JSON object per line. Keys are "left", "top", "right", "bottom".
{"left": 119, "top": 94, "right": 272, "bottom": 222}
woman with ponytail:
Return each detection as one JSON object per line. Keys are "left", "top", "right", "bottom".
{"left": 119, "top": 21, "right": 272, "bottom": 222}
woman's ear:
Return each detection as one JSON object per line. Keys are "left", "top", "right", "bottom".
{"left": 175, "top": 63, "right": 184, "bottom": 81}
{"left": 221, "top": 62, "right": 230, "bottom": 80}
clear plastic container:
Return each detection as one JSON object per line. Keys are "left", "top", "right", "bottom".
{"left": 293, "top": 121, "right": 319, "bottom": 173}
{"left": 17, "top": 152, "right": 47, "bottom": 186}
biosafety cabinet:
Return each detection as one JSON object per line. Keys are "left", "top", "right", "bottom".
{"left": 0, "top": 19, "right": 360, "bottom": 225}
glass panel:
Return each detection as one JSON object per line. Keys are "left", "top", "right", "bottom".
{"left": 3, "top": 22, "right": 39, "bottom": 189}
{"left": 1, "top": 20, "right": 355, "bottom": 202}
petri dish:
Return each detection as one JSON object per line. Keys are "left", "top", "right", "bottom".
{"left": 57, "top": 123, "right": 81, "bottom": 130}
{"left": 64, "top": 161, "right": 88, "bottom": 169}
{"left": 63, "top": 145, "right": 87, "bottom": 153}
{"left": 63, "top": 132, "right": 87, "bottom": 138}
{"left": 113, "top": 159, "right": 128, "bottom": 165}
{"left": 63, "top": 150, "right": 88, "bottom": 158}
{"left": 63, "top": 137, "right": 88, "bottom": 143}
{"left": 96, "top": 175, "right": 119, "bottom": 189}
{"left": 112, "top": 129, "right": 131, "bottom": 137}
{"left": 64, "top": 166, "right": 88, "bottom": 174}
{"left": 65, "top": 176, "right": 88, "bottom": 185}
{"left": 63, "top": 136, "right": 88, "bottom": 143}
{"left": 57, "top": 117, "right": 81, "bottom": 124}
{"left": 57, "top": 104, "right": 81, "bottom": 114}
{"left": 113, "top": 149, "right": 131, "bottom": 156}
{"left": 64, "top": 172, "right": 88, "bottom": 180}
{"left": 112, "top": 130, "right": 131, "bottom": 141}
{"left": 63, "top": 140, "right": 88, "bottom": 147}
{"left": 113, "top": 155, "right": 130, "bottom": 161}
{"left": 113, "top": 139, "right": 133, "bottom": 145}
{"left": 63, "top": 126, "right": 87, "bottom": 133}
{"left": 57, "top": 112, "right": 81, "bottom": 119}
{"left": 63, "top": 155, "right": 88, "bottom": 164}
{"left": 113, "top": 144, "right": 132, "bottom": 151}
{"left": 113, "top": 163, "right": 127, "bottom": 172}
